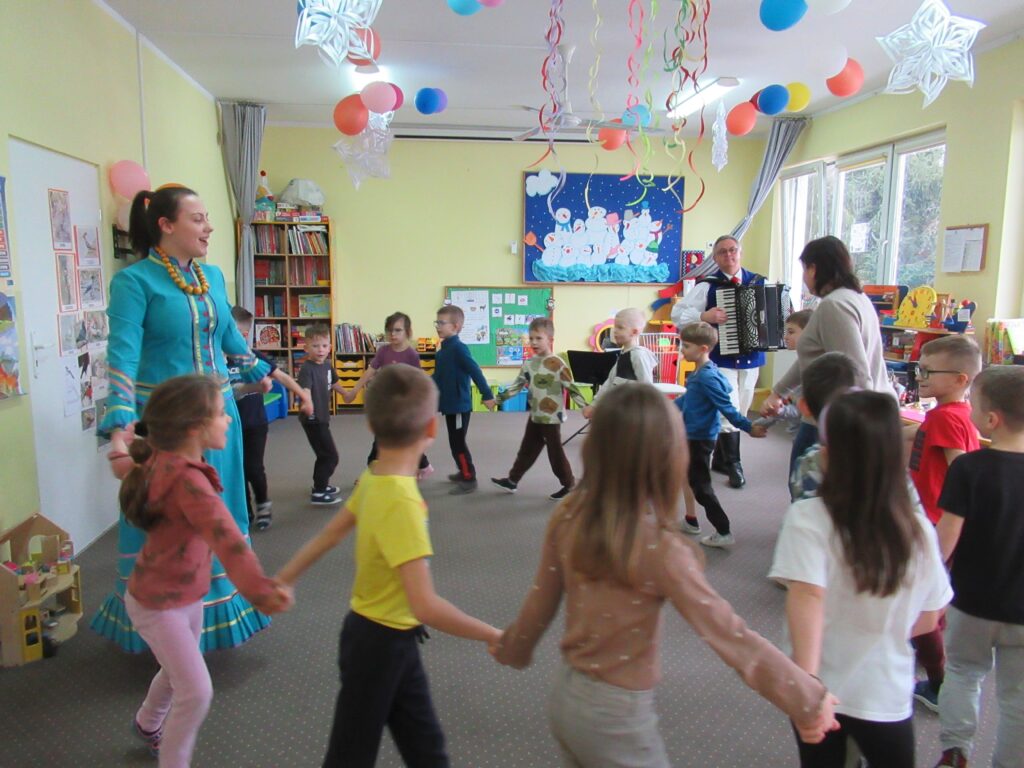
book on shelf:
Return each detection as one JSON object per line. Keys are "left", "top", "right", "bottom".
{"left": 297, "top": 293, "right": 331, "bottom": 318}
{"left": 254, "top": 259, "right": 285, "bottom": 285}
{"left": 254, "top": 322, "right": 283, "bottom": 349}
{"left": 288, "top": 255, "right": 330, "bottom": 286}
{"left": 287, "top": 225, "right": 329, "bottom": 256}
{"left": 254, "top": 226, "right": 281, "bottom": 253}
{"left": 334, "top": 322, "right": 379, "bottom": 354}
{"left": 254, "top": 294, "right": 285, "bottom": 318}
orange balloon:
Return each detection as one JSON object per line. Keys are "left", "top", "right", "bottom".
{"left": 333, "top": 94, "right": 369, "bottom": 135}
{"left": 347, "top": 27, "right": 381, "bottom": 66}
{"left": 826, "top": 58, "right": 864, "bottom": 98}
{"left": 598, "top": 118, "right": 627, "bottom": 150}
{"left": 726, "top": 102, "right": 757, "bottom": 136}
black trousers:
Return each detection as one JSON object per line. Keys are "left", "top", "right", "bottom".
{"left": 324, "top": 611, "right": 449, "bottom": 768}
{"left": 367, "top": 440, "right": 429, "bottom": 470}
{"left": 794, "top": 714, "right": 914, "bottom": 768}
{"left": 301, "top": 420, "right": 339, "bottom": 492}
{"left": 688, "top": 439, "right": 731, "bottom": 535}
{"left": 444, "top": 412, "right": 475, "bottom": 481}
{"left": 241, "top": 425, "right": 269, "bottom": 518}
{"left": 509, "top": 420, "right": 574, "bottom": 487}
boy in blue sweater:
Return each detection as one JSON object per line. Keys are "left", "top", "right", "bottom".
{"left": 675, "top": 322, "right": 766, "bottom": 547}
{"left": 433, "top": 305, "right": 496, "bottom": 495}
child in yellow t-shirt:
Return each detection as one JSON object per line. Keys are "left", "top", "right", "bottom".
{"left": 278, "top": 365, "right": 501, "bottom": 766}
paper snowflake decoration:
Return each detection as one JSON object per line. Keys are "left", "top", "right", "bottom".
{"left": 296, "top": 0, "right": 383, "bottom": 68}
{"left": 876, "top": 0, "right": 985, "bottom": 107}
{"left": 333, "top": 111, "right": 394, "bottom": 189}
{"left": 712, "top": 101, "right": 728, "bottom": 172}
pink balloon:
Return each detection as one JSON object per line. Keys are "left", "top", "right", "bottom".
{"left": 109, "top": 160, "right": 150, "bottom": 199}
{"left": 391, "top": 84, "right": 405, "bottom": 110}
{"left": 479, "top": 0, "right": 504, "bottom": 5}
{"left": 361, "top": 81, "right": 398, "bottom": 113}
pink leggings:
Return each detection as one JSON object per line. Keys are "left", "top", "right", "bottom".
{"left": 126, "top": 593, "right": 213, "bottom": 768}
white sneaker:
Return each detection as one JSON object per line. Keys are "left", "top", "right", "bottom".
{"left": 680, "top": 519, "right": 701, "bottom": 535}
{"left": 700, "top": 532, "right": 735, "bottom": 548}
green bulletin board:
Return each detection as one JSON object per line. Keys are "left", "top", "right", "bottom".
{"left": 443, "top": 286, "right": 554, "bottom": 367}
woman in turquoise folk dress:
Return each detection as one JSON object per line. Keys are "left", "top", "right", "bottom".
{"left": 92, "top": 185, "right": 274, "bottom": 652}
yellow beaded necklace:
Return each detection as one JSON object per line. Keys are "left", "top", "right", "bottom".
{"left": 156, "top": 247, "right": 209, "bottom": 295}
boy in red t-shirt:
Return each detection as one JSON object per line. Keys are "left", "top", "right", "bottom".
{"left": 907, "top": 334, "right": 982, "bottom": 711}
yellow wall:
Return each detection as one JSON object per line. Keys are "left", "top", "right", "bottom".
{"left": 782, "top": 39, "right": 1024, "bottom": 322}
{"left": 0, "top": 1, "right": 234, "bottom": 532}
{"left": 260, "top": 132, "right": 770, "bottom": 374}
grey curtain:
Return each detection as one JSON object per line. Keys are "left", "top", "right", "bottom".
{"left": 219, "top": 101, "right": 267, "bottom": 311}
{"left": 689, "top": 116, "right": 809, "bottom": 278}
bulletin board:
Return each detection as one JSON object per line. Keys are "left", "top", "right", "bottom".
{"left": 443, "top": 286, "right": 553, "bottom": 367}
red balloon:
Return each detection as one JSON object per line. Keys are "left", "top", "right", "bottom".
{"left": 391, "top": 84, "right": 405, "bottom": 110}
{"left": 333, "top": 94, "right": 369, "bottom": 135}
{"left": 598, "top": 118, "right": 627, "bottom": 150}
{"left": 749, "top": 89, "right": 764, "bottom": 112}
{"left": 826, "top": 58, "right": 864, "bottom": 98}
{"left": 347, "top": 27, "right": 381, "bottom": 66}
{"left": 726, "top": 102, "right": 757, "bottom": 136}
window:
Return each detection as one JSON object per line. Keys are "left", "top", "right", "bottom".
{"left": 780, "top": 132, "right": 945, "bottom": 293}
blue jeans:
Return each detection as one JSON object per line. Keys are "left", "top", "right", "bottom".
{"left": 789, "top": 422, "right": 819, "bottom": 489}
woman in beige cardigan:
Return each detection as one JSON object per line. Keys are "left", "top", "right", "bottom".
{"left": 761, "top": 236, "right": 895, "bottom": 475}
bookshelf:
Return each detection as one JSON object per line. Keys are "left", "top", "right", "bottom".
{"left": 333, "top": 325, "right": 438, "bottom": 409}
{"left": 241, "top": 218, "right": 335, "bottom": 413}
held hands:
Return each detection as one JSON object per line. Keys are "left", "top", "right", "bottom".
{"left": 795, "top": 693, "right": 841, "bottom": 744}
{"left": 108, "top": 423, "right": 139, "bottom": 480}
{"left": 259, "top": 579, "right": 295, "bottom": 615}
{"left": 581, "top": 405, "right": 594, "bottom": 420}
{"left": 260, "top": 376, "right": 273, "bottom": 394}
{"left": 749, "top": 424, "right": 768, "bottom": 438}
{"left": 760, "top": 392, "right": 784, "bottom": 418}
{"left": 299, "top": 390, "right": 315, "bottom": 414}
{"left": 701, "top": 307, "right": 728, "bottom": 325}
{"left": 483, "top": 399, "right": 497, "bottom": 412}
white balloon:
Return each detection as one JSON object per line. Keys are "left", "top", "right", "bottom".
{"left": 820, "top": 44, "right": 849, "bottom": 79}
{"left": 808, "top": 0, "right": 852, "bottom": 15}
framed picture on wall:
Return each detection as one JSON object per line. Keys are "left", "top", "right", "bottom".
{"left": 55, "top": 251, "right": 78, "bottom": 312}
{"left": 74, "top": 225, "right": 101, "bottom": 267}
{"left": 78, "top": 267, "right": 105, "bottom": 310}
{"left": 522, "top": 170, "right": 684, "bottom": 285}
{"left": 47, "top": 188, "right": 73, "bottom": 251}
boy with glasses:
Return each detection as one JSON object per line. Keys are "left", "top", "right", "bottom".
{"left": 908, "top": 334, "right": 982, "bottom": 712}
{"left": 433, "top": 305, "right": 495, "bottom": 494}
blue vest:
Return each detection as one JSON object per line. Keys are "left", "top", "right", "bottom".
{"left": 704, "top": 268, "right": 766, "bottom": 370}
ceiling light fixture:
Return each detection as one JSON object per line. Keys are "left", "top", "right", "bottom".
{"left": 667, "top": 77, "right": 740, "bottom": 119}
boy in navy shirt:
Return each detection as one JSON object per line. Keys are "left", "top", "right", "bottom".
{"left": 674, "top": 322, "right": 766, "bottom": 548}
{"left": 432, "top": 305, "right": 495, "bottom": 495}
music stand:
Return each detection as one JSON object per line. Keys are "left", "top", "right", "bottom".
{"left": 563, "top": 350, "right": 618, "bottom": 445}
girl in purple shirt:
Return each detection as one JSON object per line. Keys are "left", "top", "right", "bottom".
{"left": 344, "top": 312, "right": 432, "bottom": 477}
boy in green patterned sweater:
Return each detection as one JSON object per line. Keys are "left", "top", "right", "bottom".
{"left": 492, "top": 317, "right": 588, "bottom": 500}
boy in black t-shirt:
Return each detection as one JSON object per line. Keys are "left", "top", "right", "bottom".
{"left": 931, "top": 366, "right": 1024, "bottom": 768}
{"left": 298, "top": 325, "right": 347, "bottom": 505}
{"left": 231, "top": 307, "right": 312, "bottom": 529}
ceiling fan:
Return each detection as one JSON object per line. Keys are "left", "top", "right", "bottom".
{"left": 512, "top": 43, "right": 673, "bottom": 141}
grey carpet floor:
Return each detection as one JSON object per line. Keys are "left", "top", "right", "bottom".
{"left": 1, "top": 412, "right": 997, "bottom": 767}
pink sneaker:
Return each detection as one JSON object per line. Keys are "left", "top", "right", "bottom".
{"left": 417, "top": 464, "right": 434, "bottom": 481}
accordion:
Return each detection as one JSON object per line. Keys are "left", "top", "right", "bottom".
{"left": 717, "top": 283, "right": 791, "bottom": 355}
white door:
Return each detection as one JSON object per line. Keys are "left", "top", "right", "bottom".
{"left": 8, "top": 139, "right": 119, "bottom": 550}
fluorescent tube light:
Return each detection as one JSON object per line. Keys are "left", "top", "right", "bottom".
{"left": 667, "top": 77, "right": 740, "bottom": 119}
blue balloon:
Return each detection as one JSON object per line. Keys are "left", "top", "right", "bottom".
{"left": 415, "top": 88, "right": 441, "bottom": 115}
{"left": 757, "top": 84, "right": 790, "bottom": 115}
{"left": 759, "top": 0, "right": 807, "bottom": 31}
{"left": 447, "top": 0, "right": 482, "bottom": 15}
{"left": 621, "top": 104, "right": 652, "bottom": 128}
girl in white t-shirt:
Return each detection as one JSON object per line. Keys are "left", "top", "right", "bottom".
{"left": 770, "top": 390, "right": 952, "bottom": 767}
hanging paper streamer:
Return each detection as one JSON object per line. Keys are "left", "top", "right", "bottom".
{"left": 332, "top": 111, "right": 394, "bottom": 189}
{"left": 711, "top": 101, "right": 728, "bottom": 171}
{"left": 876, "top": 0, "right": 985, "bottom": 108}
{"left": 295, "top": 0, "right": 384, "bottom": 67}
{"left": 586, "top": 0, "right": 605, "bottom": 145}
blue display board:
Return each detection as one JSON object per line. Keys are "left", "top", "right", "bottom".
{"left": 523, "top": 171, "right": 683, "bottom": 284}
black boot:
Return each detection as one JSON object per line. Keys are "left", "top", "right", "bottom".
{"left": 711, "top": 433, "right": 729, "bottom": 475}
{"left": 721, "top": 431, "right": 746, "bottom": 489}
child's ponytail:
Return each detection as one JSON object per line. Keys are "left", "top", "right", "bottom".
{"left": 117, "top": 375, "right": 224, "bottom": 530}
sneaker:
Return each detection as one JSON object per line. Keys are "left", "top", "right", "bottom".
{"left": 310, "top": 489, "right": 341, "bottom": 505}
{"left": 133, "top": 719, "right": 161, "bottom": 757}
{"left": 700, "top": 532, "right": 735, "bottom": 548}
{"left": 448, "top": 479, "right": 478, "bottom": 495}
{"left": 914, "top": 680, "right": 940, "bottom": 713}
{"left": 549, "top": 485, "right": 573, "bottom": 500}
{"left": 417, "top": 464, "right": 435, "bottom": 481}
{"left": 254, "top": 502, "right": 273, "bottom": 532}
{"left": 323, "top": 485, "right": 340, "bottom": 495}
{"left": 491, "top": 477, "right": 518, "bottom": 493}
{"left": 446, "top": 472, "right": 463, "bottom": 482}
{"left": 934, "top": 748, "right": 968, "bottom": 768}
{"left": 680, "top": 518, "right": 701, "bottom": 535}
